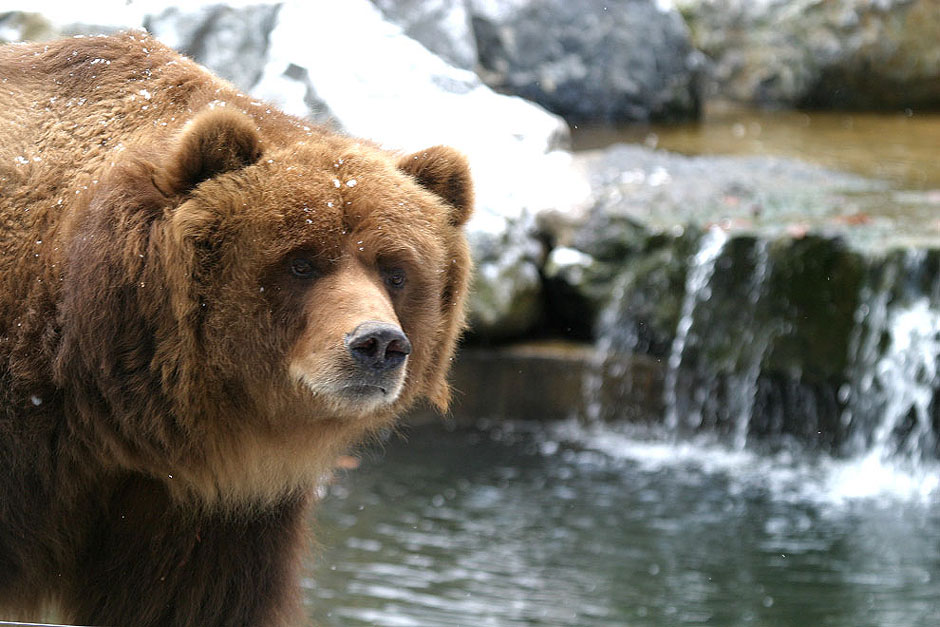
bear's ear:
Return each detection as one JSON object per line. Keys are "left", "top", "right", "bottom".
{"left": 398, "top": 146, "right": 473, "bottom": 227}
{"left": 159, "top": 109, "right": 262, "bottom": 195}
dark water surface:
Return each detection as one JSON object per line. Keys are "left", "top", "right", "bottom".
{"left": 305, "top": 423, "right": 940, "bottom": 626}
{"left": 571, "top": 107, "right": 940, "bottom": 190}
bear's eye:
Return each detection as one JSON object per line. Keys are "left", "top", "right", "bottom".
{"left": 289, "top": 256, "right": 317, "bottom": 279}
{"left": 384, "top": 267, "right": 407, "bottom": 290}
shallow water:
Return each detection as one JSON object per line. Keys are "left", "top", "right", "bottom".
{"left": 571, "top": 107, "right": 940, "bottom": 190}
{"left": 306, "top": 422, "right": 940, "bottom": 626}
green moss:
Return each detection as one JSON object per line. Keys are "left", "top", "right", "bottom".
{"left": 763, "top": 235, "right": 866, "bottom": 380}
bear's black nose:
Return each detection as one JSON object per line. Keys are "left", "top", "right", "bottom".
{"left": 345, "top": 322, "right": 412, "bottom": 372}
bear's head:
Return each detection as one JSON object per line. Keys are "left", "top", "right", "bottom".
{"left": 55, "top": 109, "right": 473, "bottom": 506}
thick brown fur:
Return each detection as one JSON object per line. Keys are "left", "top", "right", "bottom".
{"left": 0, "top": 33, "right": 473, "bottom": 626}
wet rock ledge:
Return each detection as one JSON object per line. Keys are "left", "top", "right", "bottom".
{"left": 406, "top": 343, "right": 665, "bottom": 426}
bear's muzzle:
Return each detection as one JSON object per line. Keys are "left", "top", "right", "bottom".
{"left": 344, "top": 321, "right": 412, "bottom": 373}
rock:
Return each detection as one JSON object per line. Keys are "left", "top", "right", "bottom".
{"left": 403, "top": 343, "right": 666, "bottom": 425}
{"left": 0, "top": 12, "right": 57, "bottom": 42}
{"left": 252, "top": 61, "right": 340, "bottom": 129}
{"left": 0, "top": 9, "right": 126, "bottom": 41}
{"left": 552, "top": 142, "right": 938, "bottom": 344}
{"left": 255, "top": 0, "right": 571, "bottom": 154}
{"left": 144, "top": 4, "right": 281, "bottom": 95}
{"left": 678, "top": 0, "right": 940, "bottom": 109}
{"left": 467, "top": 0, "right": 703, "bottom": 123}
{"left": 145, "top": 3, "right": 339, "bottom": 127}
{"left": 467, "top": 215, "right": 544, "bottom": 340}
{"left": 370, "top": 0, "right": 478, "bottom": 70}
{"left": 567, "top": 143, "right": 935, "bottom": 244}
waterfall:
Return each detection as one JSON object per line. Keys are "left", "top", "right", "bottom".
{"left": 842, "top": 250, "right": 940, "bottom": 463}
{"left": 584, "top": 228, "right": 940, "bottom": 468}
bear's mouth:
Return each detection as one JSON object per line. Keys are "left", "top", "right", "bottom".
{"left": 289, "top": 364, "right": 405, "bottom": 412}
{"left": 340, "top": 384, "right": 389, "bottom": 398}
{"left": 332, "top": 381, "right": 404, "bottom": 412}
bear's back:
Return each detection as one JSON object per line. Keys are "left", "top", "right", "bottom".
{"left": 0, "top": 34, "right": 214, "bottom": 199}
{"left": 0, "top": 34, "right": 315, "bottom": 326}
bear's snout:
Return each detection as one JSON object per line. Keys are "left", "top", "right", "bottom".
{"left": 345, "top": 321, "right": 412, "bottom": 373}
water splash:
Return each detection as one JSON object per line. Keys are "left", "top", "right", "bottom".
{"left": 549, "top": 418, "right": 940, "bottom": 505}
{"left": 868, "top": 299, "right": 939, "bottom": 456}
{"left": 841, "top": 251, "right": 940, "bottom": 469}
{"left": 842, "top": 251, "right": 940, "bottom": 464}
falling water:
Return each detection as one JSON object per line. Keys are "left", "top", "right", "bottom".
{"left": 582, "top": 271, "right": 630, "bottom": 423}
{"left": 868, "top": 299, "right": 939, "bottom": 456}
{"left": 662, "top": 227, "right": 728, "bottom": 431}
{"left": 842, "top": 250, "right": 940, "bottom": 464}
{"left": 727, "top": 239, "right": 773, "bottom": 450}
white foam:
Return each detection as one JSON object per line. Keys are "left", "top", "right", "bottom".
{"left": 548, "top": 419, "right": 940, "bottom": 507}
{"left": 812, "top": 451, "right": 940, "bottom": 504}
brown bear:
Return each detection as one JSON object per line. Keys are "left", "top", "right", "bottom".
{"left": 0, "top": 33, "right": 472, "bottom": 626}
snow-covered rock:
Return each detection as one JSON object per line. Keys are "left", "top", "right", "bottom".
{"left": 370, "top": 0, "right": 478, "bottom": 70}
{"left": 468, "top": 215, "right": 544, "bottom": 339}
{"left": 144, "top": 4, "right": 280, "bottom": 94}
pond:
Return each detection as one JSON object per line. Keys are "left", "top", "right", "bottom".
{"left": 305, "top": 422, "right": 940, "bottom": 626}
